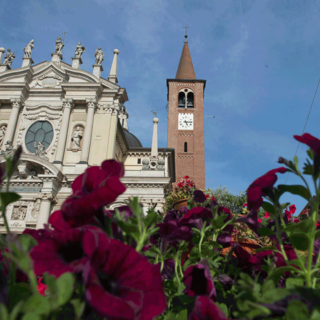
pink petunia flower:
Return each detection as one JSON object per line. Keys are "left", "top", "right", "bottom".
{"left": 264, "top": 212, "right": 270, "bottom": 219}
{"left": 37, "top": 277, "right": 47, "bottom": 296}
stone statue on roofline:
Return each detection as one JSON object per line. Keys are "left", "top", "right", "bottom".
{"left": 2, "top": 49, "right": 15, "bottom": 67}
{"left": 23, "top": 40, "right": 35, "bottom": 58}
{"left": 55, "top": 37, "right": 64, "bottom": 55}
{"left": 94, "top": 47, "right": 104, "bottom": 65}
{"left": 75, "top": 42, "right": 85, "bottom": 58}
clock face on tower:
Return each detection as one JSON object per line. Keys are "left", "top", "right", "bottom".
{"left": 178, "top": 113, "right": 194, "bottom": 130}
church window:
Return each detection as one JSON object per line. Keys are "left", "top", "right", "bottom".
{"left": 137, "top": 158, "right": 141, "bottom": 164}
{"left": 187, "top": 92, "right": 194, "bottom": 108}
{"left": 178, "top": 92, "right": 185, "bottom": 108}
{"left": 25, "top": 121, "right": 53, "bottom": 153}
{"left": 184, "top": 142, "right": 188, "bottom": 153}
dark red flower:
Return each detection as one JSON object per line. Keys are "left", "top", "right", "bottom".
{"left": 37, "top": 277, "right": 47, "bottom": 296}
{"left": 194, "top": 190, "right": 207, "bottom": 203}
{"left": 183, "top": 260, "right": 216, "bottom": 300}
{"left": 179, "top": 207, "right": 213, "bottom": 230}
{"left": 61, "top": 160, "right": 126, "bottom": 225}
{"left": 163, "top": 209, "right": 180, "bottom": 223}
{"left": 243, "top": 203, "right": 247, "bottom": 207}
{"left": 294, "top": 133, "right": 320, "bottom": 175}
{"left": 205, "top": 195, "right": 209, "bottom": 199}
{"left": 188, "top": 296, "right": 230, "bottom": 320}
{"left": 235, "top": 209, "right": 260, "bottom": 233}
{"left": 22, "top": 228, "right": 51, "bottom": 242}
{"left": 234, "top": 245, "right": 262, "bottom": 272}
{"left": 184, "top": 175, "right": 190, "bottom": 179}
{"left": 264, "top": 212, "right": 270, "bottom": 219}
{"left": 247, "top": 167, "right": 287, "bottom": 210}
{"left": 294, "top": 133, "right": 320, "bottom": 154}
{"left": 30, "top": 226, "right": 108, "bottom": 277}
{"left": 83, "top": 238, "right": 166, "bottom": 320}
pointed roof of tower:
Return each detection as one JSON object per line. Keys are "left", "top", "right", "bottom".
{"left": 175, "top": 35, "right": 196, "bottom": 80}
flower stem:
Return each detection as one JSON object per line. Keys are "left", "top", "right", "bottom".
{"left": 275, "top": 208, "right": 289, "bottom": 265}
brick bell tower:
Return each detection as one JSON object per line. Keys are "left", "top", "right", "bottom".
{"left": 167, "top": 35, "right": 206, "bottom": 189}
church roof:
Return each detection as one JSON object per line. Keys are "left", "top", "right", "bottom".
{"left": 175, "top": 36, "right": 196, "bottom": 80}
{"left": 123, "top": 129, "right": 143, "bottom": 148}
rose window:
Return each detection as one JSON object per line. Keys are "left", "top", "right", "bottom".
{"left": 25, "top": 121, "right": 53, "bottom": 153}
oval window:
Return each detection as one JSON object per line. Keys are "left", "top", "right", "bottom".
{"left": 25, "top": 121, "right": 53, "bottom": 153}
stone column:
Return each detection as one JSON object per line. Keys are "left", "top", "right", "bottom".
{"left": 80, "top": 99, "right": 96, "bottom": 163}
{"left": 36, "top": 194, "right": 53, "bottom": 229}
{"left": 3, "top": 99, "right": 22, "bottom": 148}
{"left": 106, "top": 102, "right": 119, "bottom": 159}
{"left": 54, "top": 99, "right": 73, "bottom": 163}
{"left": 0, "top": 48, "right": 5, "bottom": 64}
{"left": 151, "top": 117, "right": 159, "bottom": 159}
{"left": 108, "top": 49, "right": 119, "bottom": 83}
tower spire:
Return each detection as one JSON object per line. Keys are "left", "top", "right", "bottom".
{"left": 175, "top": 33, "right": 196, "bottom": 80}
{"left": 109, "top": 49, "right": 119, "bottom": 84}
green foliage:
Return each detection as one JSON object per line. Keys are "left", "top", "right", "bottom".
{"left": 206, "top": 186, "right": 247, "bottom": 214}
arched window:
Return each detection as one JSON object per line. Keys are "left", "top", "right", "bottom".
{"left": 184, "top": 142, "right": 188, "bottom": 153}
{"left": 187, "top": 92, "right": 194, "bottom": 108}
{"left": 178, "top": 92, "right": 185, "bottom": 108}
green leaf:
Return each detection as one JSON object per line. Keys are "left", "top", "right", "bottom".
{"left": 253, "top": 246, "right": 277, "bottom": 253}
{"left": 21, "top": 314, "right": 41, "bottom": 320}
{"left": 115, "top": 221, "right": 139, "bottom": 234}
{"left": 293, "top": 156, "right": 301, "bottom": 175}
{"left": 0, "top": 192, "right": 21, "bottom": 210}
{"left": 8, "top": 283, "right": 32, "bottom": 310}
{"left": 23, "top": 294, "right": 51, "bottom": 315}
{"left": 307, "top": 149, "right": 314, "bottom": 161}
{"left": 284, "top": 218, "right": 314, "bottom": 236}
{"left": 0, "top": 303, "right": 9, "bottom": 320}
{"left": 215, "top": 303, "right": 228, "bottom": 318}
{"left": 211, "top": 214, "right": 228, "bottom": 230}
{"left": 290, "top": 233, "right": 310, "bottom": 251}
{"left": 43, "top": 272, "right": 57, "bottom": 301}
{"left": 277, "top": 185, "right": 312, "bottom": 202}
{"left": 268, "top": 266, "right": 299, "bottom": 283}
{"left": 55, "top": 272, "right": 74, "bottom": 308}
{"left": 18, "top": 234, "right": 38, "bottom": 252}
{"left": 9, "top": 300, "right": 24, "bottom": 320}
{"left": 285, "top": 278, "right": 304, "bottom": 289}
{"left": 285, "top": 300, "right": 310, "bottom": 320}
{"left": 70, "top": 299, "right": 86, "bottom": 320}
{"left": 315, "top": 229, "right": 320, "bottom": 240}
{"left": 261, "top": 202, "right": 275, "bottom": 214}
{"left": 262, "top": 288, "right": 290, "bottom": 304}
{"left": 256, "top": 228, "right": 275, "bottom": 237}
{"left": 261, "top": 280, "right": 275, "bottom": 296}
{"left": 144, "top": 212, "right": 158, "bottom": 227}
{"left": 310, "top": 309, "right": 320, "bottom": 320}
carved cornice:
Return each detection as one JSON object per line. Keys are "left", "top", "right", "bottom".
{"left": 124, "top": 183, "right": 168, "bottom": 188}
{"left": 177, "top": 155, "right": 194, "bottom": 159}
{"left": 168, "top": 83, "right": 204, "bottom": 87}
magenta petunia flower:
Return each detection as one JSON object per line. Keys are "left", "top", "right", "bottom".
{"left": 289, "top": 204, "right": 296, "bottom": 214}
{"left": 61, "top": 160, "right": 126, "bottom": 225}
{"left": 188, "top": 296, "right": 231, "bottom": 320}
{"left": 30, "top": 226, "right": 109, "bottom": 277}
{"left": 183, "top": 260, "right": 216, "bottom": 300}
{"left": 247, "top": 167, "right": 287, "bottom": 210}
{"left": 294, "top": 133, "right": 320, "bottom": 154}
{"left": 179, "top": 207, "right": 213, "bottom": 230}
{"left": 264, "top": 212, "right": 270, "bottom": 219}
{"left": 22, "top": 228, "right": 51, "bottom": 242}
{"left": 83, "top": 238, "right": 166, "bottom": 320}
{"left": 193, "top": 190, "right": 207, "bottom": 203}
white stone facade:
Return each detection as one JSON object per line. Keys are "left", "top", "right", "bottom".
{"left": 0, "top": 41, "right": 175, "bottom": 233}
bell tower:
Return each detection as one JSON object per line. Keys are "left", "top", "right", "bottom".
{"left": 167, "top": 35, "right": 206, "bottom": 189}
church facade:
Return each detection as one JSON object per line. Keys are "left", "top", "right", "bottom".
{"left": 0, "top": 35, "right": 205, "bottom": 234}
{"left": 0, "top": 39, "right": 175, "bottom": 234}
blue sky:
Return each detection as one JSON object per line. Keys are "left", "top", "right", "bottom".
{"left": 1, "top": 0, "right": 320, "bottom": 214}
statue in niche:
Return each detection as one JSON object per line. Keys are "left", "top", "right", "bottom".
{"left": 0, "top": 126, "right": 6, "bottom": 147}
{"left": 75, "top": 42, "right": 85, "bottom": 58}
{"left": 34, "top": 141, "right": 48, "bottom": 160}
{"left": 71, "top": 126, "right": 83, "bottom": 149}
{"left": 23, "top": 40, "right": 35, "bottom": 58}
{"left": 2, "top": 49, "right": 16, "bottom": 67}
{"left": 11, "top": 206, "right": 27, "bottom": 220}
{"left": 94, "top": 47, "right": 104, "bottom": 65}
{"left": 55, "top": 37, "right": 64, "bottom": 55}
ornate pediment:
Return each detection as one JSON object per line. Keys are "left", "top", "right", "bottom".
{"left": 34, "top": 72, "right": 64, "bottom": 88}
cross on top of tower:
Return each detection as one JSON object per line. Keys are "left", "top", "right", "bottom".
{"left": 183, "top": 25, "right": 189, "bottom": 35}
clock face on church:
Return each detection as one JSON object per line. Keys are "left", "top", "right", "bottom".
{"left": 178, "top": 113, "right": 193, "bottom": 130}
